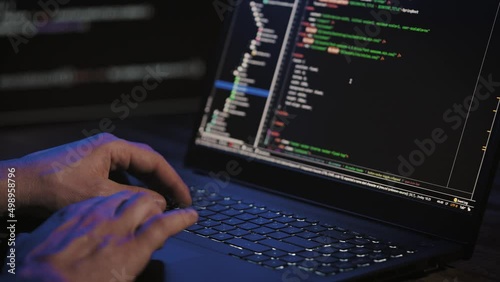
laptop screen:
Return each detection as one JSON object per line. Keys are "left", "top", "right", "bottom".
{"left": 194, "top": 0, "right": 500, "bottom": 215}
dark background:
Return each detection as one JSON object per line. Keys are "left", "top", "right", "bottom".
{"left": 1, "top": 0, "right": 223, "bottom": 122}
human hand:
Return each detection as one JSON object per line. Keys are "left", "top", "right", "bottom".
{"left": 0, "top": 133, "right": 191, "bottom": 213}
{"left": 14, "top": 190, "right": 198, "bottom": 282}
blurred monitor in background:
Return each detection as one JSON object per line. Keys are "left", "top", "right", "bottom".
{"left": 0, "top": 0, "right": 223, "bottom": 126}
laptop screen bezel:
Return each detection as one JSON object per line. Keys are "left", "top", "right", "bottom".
{"left": 186, "top": 1, "right": 500, "bottom": 250}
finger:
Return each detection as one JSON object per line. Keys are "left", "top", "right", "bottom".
{"left": 57, "top": 195, "right": 105, "bottom": 220}
{"left": 114, "top": 192, "right": 163, "bottom": 231}
{"left": 103, "top": 140, "right": 192, "bottom": 207}
{"left": 59, "top": 191, "right": 139, "bottom": 258}
{"left": 89, "top": 190, "right": 137, "bottom": 219}
{"left": 67, "top": 191, "right": 136, "bottom": 234}
{"left": 134, "top": 208, "right": 198, "bottom": 253}
{"left": 104, "top": 180, "right": 167, "bottom": 210}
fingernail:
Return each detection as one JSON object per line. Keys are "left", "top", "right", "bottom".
{"left": 154, "top": 197, "right": 167, "bottom": 210}
{"left": 186, "top": 208, "right": 199, "bottom": 220}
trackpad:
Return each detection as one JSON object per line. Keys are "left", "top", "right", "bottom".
{"left": 142, "top": 237, "right": 281, "bottom": 282}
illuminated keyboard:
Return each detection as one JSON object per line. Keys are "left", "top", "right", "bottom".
{"left": 185, "top": 186, "right": 415, "bottom": 276}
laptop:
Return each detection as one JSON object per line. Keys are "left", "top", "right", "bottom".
{"left": 148, "top": 0, "right": 500, "bottom": 281}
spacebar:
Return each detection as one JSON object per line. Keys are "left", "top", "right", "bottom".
{"left": 259, "top": 239, "right": 303, "bottom": 253}
{"left": 227, "top": 238, "right": 270, "bottom": 253}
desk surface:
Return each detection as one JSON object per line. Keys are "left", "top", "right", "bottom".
{"left": 1, "top": 114, "right": 499, "bottom": 281}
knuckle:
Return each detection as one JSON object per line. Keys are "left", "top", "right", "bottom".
{"left": 136, "top": 142, "right": 154, "bottom": 151}
{"left": 97, "top": 132, "right": 117, "bottom": 141}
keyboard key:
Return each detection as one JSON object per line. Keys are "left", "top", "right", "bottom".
{"left": 250, "top": 218, "right": 273, "bottom": 225}
{"left": 297, "top": 251, "right": 321, "bottom": 259}
{"left": 306, "top": 219, "right": 320, "bottom": 224}
{"left": 260, "top": 211, "right": 281, "bottom": 219}
{"left": 219, "top": 199, "right": 237, "bottom": 206}
{"left": 349, "top": 247, "right": 371, "bottom": 256}
{"left": 195, "top": 228, "right": 218, "bottom": 237}
{"left": 321, "top": 230, "right": 355, "bottom": 241}
{"left": 298, "top": 260, "right": 320, "bottom": 271}
{"left": 281, "top": 255, "right": 304, "bottom": 264}
{"left": 228, "top": 228, "right": 250, "bottom": 237}
{"left": 313, "top": 236, "right": 338, "bottom": 245}
{"left": 316, "top": 256, "right": 339, "bottom": 265}
{"left": 239, "top": 222, "right": 260, "bottom": 230}
{"left": 186, "top": 224, "right": 204, "bottom": 232}
{"left": 320, "top": 223, "right": 335, "bottom": 229}
{"left": 316, "top": 265, "right": 338, "bottom": 275}
{"left": 332, "top": 242, "right": 354, "bottom": 250}
{"left": 305, "top": 225, "right": 327, "bottom": 233}
{"left": 229, "top": 249, "right": 253, "bottom": 258}
{"left": 207, "top": 194, "right": 223, "bottom": 201}
{"left": 284, "top": 236, "right": 322, "bottom": 249}
{"left": 211, "top": 233, "right": 233, "bottom": 241}
{"left": 243, "top": 233, "right": 266, "bottom": 241}
{"left": 227, "top": 238, "right": 270, "bottom": 253}
{"left": 290, "top": 221, "right": 311, "bottom": 228}
{"left": 281, "top": 226, "right": 303, "bottom": 234}
{"left": 317, "top": 246, "right": 338, "bottom": 255}
{"left": 334, "top": 226, "right": 348, "bottom": 232}
{"left": 263, "top": 249, "right": 287, "bottom": 258}
{"left": 384, "top": 248, "right": 405, "bottom": 258}
{"left": 246, "top": 254, "right": 270, "bottom": 263}
{"left": 199, "top": 220, "right": 221, "bottom": 228}
{"left": 334, "top": 261, "right": 355, "bottom": 272}
{"left": 332, "top": 252, "right": 356, "bottom": 260}
{"left": 236, "top": 213, "right": 258, "bottom": 221}
{"left": 259, "top": 239, "right": 303, "bottom": 253}
{"left": 262, "top": 259, "right": 287, "bottom": 269}
{"left": 351, "top": 257, "right": 371, "bottom": 267}
{"left": 275, "top": 216, "right": 295, "bottom": 223}
{"left": 253, "top": 227, "right": 274, "bottom": 235}
{"left": 267, "top": 232, "right": 291, "bottom": 240}
{"left": 265, "top": 222, "right": 288, "bottom": 230}
{"left": 370, "top": 252, "right": 389, "bottom": 262}
{"left": 348, "top": 238, "right": 371, "bottom": 246}
{"left": 247, "top": 207, "right": 266, "bottom": 215}
{"left": 224, "top": 218, "right": 245, "bottom": 226}
{"left": 197, "top": 209, "right": 216, "bottom": 217}
{"left": 292, "top": 214, "right": 307, "bottom": 220}
{"left": 207, "top": 205, "right": 229, "bottom": 212}
{"left": 365, "top": 243, "right": 388, "bottom": 251}
{"left": 213, "top": 224, "right": 236, "bottom": 232}
{"left": 221, "top": 209, "right": 243, "bottom": 217}
{"left": 231, "top": 203, "right": 253, "bottom": 210}
{"left": 296, "top": 231, "right": 319, "bottom": 239}
{"left": 208, "top": 214, "right": 230, "bottom": 221}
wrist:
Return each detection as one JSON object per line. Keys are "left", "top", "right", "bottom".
{"left": 0, "top": 158, "right": 38, "bottom": 213}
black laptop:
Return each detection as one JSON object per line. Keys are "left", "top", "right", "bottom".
{"left": 149, "top": 0, "right": 500, "bottom": 281}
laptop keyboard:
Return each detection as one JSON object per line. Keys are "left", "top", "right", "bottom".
{"left": 184, "top": 186, "right": 416, "bottom": 276}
